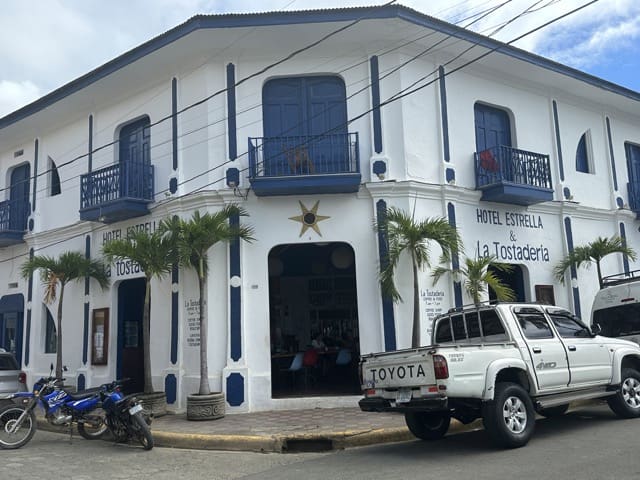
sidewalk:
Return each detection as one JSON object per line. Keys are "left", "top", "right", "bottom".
{"left": 38, "top": 407, "right": 481, "bottom": 453}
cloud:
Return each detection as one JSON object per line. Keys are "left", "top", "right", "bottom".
{"left": 0, "top": 80, "right": 42, "bottom": 117}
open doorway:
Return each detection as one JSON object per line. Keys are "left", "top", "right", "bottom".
{"left": 489, "top": 264, "right": 526, "bottom": 302}
{"left": 117, "top": 278, "right": 145, "bottom": 394}
{"left": 269, "top": 242, "right": 359, "bottom": 398}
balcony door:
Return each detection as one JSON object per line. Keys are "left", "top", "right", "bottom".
{"left": 119, "top": 117, "right": 150, "bottom": 199}
{"left": 263, "top": 76, "right": 347, "bottom": 175}
{"left": 9, "top": 164, "right": 30, "bottom": 232}
{"left": 474, "top": 103, "right": 511, "bottom": 152}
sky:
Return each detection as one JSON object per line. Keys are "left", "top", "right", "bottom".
{"left": 0, "top": 0, "right": 638, "bottom": 118}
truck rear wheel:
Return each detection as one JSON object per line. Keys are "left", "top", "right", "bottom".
{"left": 607, "top": 368, "right": 640, "bottom": 418}
{"left": 404, "top": 412, "right": 450, "bottom": 441}
{"left": 482, "top": 382, "right": 535, "bottom": 448}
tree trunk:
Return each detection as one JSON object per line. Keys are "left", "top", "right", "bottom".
{"left": 411, "top": 258, "right": 420, "bottom": 349}
{"left": 143, "top": 276, "right": 153, "bottom": 394}
{"left": 198, "top": 263, "right": 211, "bottom": 395}
{"left": 56, "top": 284, "right": 65, "bottom": 380}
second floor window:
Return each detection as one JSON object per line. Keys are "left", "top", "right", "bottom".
{"left": 576, "top": 130, "right": 593, "bottom": 173}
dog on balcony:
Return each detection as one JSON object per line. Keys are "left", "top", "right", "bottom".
{"left": 283, "top": 145, "right": 314, "bottom": 174}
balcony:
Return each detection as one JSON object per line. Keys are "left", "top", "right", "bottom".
{"left": 0, "top": 198, "right": 29, "bottom": 247}
{"left": 475, "top": 145, "right": 553, "bottom": 206}
{"left": 79, "top": 161, "right": 154, "bottom": 224}
{"left": 248, "top": 133, "right": 361, "bottom": 196}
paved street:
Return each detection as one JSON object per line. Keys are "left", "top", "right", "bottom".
{"left": 2, "top": 404, "right": 640, "bottom": 480}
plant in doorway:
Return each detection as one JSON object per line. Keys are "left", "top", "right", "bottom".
{"left": 431, "top": 255, "right": 516, "bottom": 305}
{"left": 102, "top": 228, "right": 177, "bottom": 417}
{"left": 160, "top": 207, "right": 254, "bottom": 420}
{"left": 21, "top": 251, "right": 109, "bottom": 381}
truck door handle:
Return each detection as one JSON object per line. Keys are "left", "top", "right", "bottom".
{"left": 532, "top": 347, "right": 542, "bottom": 353}
{"left": 567, "top": 345, "right": 576, "bottom": 351}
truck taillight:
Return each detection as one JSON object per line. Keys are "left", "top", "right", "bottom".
{"left": 433, "top": 355, "right": 449, "bottom": 379}
{"left": 18, "top": 371, "right": 26, "bottom": 384}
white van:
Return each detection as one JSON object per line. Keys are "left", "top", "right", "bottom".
{"left": 591, "top": 271, "right": 640, "bottom": 345}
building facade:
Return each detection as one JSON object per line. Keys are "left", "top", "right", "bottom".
{"left": 0, "top": 5, "right": 639, "bottom": 413}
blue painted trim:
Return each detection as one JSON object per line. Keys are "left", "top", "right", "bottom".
{"left": 85, "top": 235, "right": 91, "bottom": 295}
{"left": 165, "top": 374, "right": 177, "bottom": 404}
{"left": 370, "top": 56, "right": 383, "bottom": 154}
{"left": 88, "top": 115, "right": 93, "bottom": 172}
{"left": 250, "top": 173, "right": 361, "bottom": 196}
{"left": 171, "top": 263, "right": 178, "bottom": 365}
{"left": 372, "top": 160, "right": 386, "bottom": 176}
{"left": 226, "top": 168, "right": 240, "bottom": 188}
{"left": 230, "top": 213, "right": 241, "bottom": 361}
{"left": 172, "top": 79, "right": 178, "bottom": 171}
{"left": 564, "top": 216, "right": 581, "bottom": 314}
{"left": 24, "top": 310, "right": 30, "bottom": 367}
{"left": 438, "top": 66, "right": 450, "bottom": 162}
{"left": 552, "top": 101, "right": 564, "bottom": 182}
{"left": 226, "top": 372, "right": 244, "bottom": 407}
{"left": 445, "top": 168, "right": 455, "bottom": 183}
{"left": 620, "top": 222, "right": 630, "bottom": 274}
{"left": 563, "top": 187, "right": 571, "bottom": 200}
{"left": 169, "top": 177, "right": 178, "bottom": 194}
{"left": 376, "top": 200, "right": 396, "bottom": 351}
{"left": 27, "top": 249, "right": 33, "bottom": 301}
{"left": 227, "top": 63, "right": 237, "bottom": 160}
{"left": 32, "top": 139, "right": 38, "bottom": 212}
{"left": 447, "top": 203, "right": 463, "bottom": 307}
{"left": 83, "top": 302, "right": 89, "bottom": 364}
{"left": 2, "top": 5, "right": 639, "bottom": 131}
{"left": 77, "top": 374, "right": 86, "bottom": 392}
{"left": 606, "top": 117, "right": 618, "bottom": 191}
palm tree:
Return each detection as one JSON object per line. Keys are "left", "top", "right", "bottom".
{"left": 377, "top": 207, "right": 461, "bottom": 348}
{"left": 160, "top": 206, "right": 254, "bottom": 396}
{"left": 21, "top": 251, "right": 109, "bottom": 379}
{"left": 554, "top": 235, "right": 637, "bottom": 289}
{"left": 102, "top": 229, "right": 176, "bottom": 394}
{"left": 432, "top": 255, "right": 516, "bottom": 305}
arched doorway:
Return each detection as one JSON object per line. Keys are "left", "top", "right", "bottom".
{"left": 489, "top": 264, "right": 526, "bottom": 302}
{"left": 117, "top": 278, "right": 145, "bottom": 393}
{"left": 269, "top": 242, "right": 359, "bottom": 398}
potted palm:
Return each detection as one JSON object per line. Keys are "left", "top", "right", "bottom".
{"left": 160, "top": 206, "right": 254, "bottom": 420}
{"left": 21, "top": 251, "right": 109, "bottom": 381}
{"left": 102, "top": 228, "right": 176, "bottom": 417}
{"left": 431, "top": 255, "right": 516, "bottom": 305}
{"left": 376, "top": 207, "right": 461, "bottom": 348}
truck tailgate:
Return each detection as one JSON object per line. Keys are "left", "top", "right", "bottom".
{"left": 361, "top": 349, "right": 436, "bottom": 389}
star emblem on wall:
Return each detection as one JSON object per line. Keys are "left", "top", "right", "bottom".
{"left": 289, "top": 200, "right": 330, "bottom": 237}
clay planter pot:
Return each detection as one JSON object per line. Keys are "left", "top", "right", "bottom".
{"left": 137, "top": 391, "right": 167, "bottom": 418}
{"left": 186, "top": 392, "right": 226, "bottom": 421}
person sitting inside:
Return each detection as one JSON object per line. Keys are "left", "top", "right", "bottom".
{"left": 311, "top": 333, "right": 326, "bottom": 350}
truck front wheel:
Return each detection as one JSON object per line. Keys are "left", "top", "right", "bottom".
{"left": 482, "top": 382, "right": 535, "bottom": 448}
{"left": 404, "top": 412, "right": 451, "bottom": 441}
{"left": 608, "top": 368, "right": 640, "bottom": 418}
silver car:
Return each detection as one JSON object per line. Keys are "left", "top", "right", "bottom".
{"left": 0, "top": 348, "right": 26, "bottom": 408}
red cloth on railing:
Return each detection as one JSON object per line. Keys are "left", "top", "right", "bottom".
{"left": 479, "top": 149, "right": 499, "bottom": 172}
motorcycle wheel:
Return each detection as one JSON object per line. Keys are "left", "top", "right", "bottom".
{"left": 0, "top": 405, "right": 37, "bottom": 449}
{"left": 132, "top": 411, "right": 154, "bottom": 450}
{"left": 77, "top": 411, "right": 108, "bottom": 440}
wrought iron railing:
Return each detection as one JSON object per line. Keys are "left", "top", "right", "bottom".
{"left": 0, "top": 198, "right": 29, "bottom": 232}
{"left": 628, "top": 182, "right": 640, "bottom": 213}
{"left": 248, "top": 133, "right": 359, "bottom": 178}
{"left": 475, "top": 145, "right": 552, "bottom": 190}
{"left": 80, "top": 161, "right": 154, "bottom": 209}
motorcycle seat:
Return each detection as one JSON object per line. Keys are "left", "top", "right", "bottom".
{"left": 65, "top": 387, "right": 102, "bottom": 400}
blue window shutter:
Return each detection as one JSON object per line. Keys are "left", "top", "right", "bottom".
{"left": 576, "top": 133, "right": 589, "bottom": 173}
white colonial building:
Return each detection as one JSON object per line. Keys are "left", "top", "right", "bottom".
{"left": 0, "top": 5, "right": 639, "bottom": 413}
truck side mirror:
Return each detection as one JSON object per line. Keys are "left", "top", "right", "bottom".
{"left": 591, "top": 323, "right": 602, "bottom": 336}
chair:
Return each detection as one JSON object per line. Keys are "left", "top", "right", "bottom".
{"left": 302, "top": 348, "right": 320, "bottom": 388}
{"left": 335, "top": 348, "right": 352, "bottom": 366}
{"left": 281, "top": 352, "right": 304, "bottom": 387}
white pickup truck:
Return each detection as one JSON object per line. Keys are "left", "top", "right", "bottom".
{"left": 359, "top": 303, "right": 640, "bottom": 448}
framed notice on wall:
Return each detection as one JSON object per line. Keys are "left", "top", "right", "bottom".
{"left": 92, "top": 308, "right": 109, "bottom": 365}
{"left": 535, "top": 285, "right": 555, "bottom": 306}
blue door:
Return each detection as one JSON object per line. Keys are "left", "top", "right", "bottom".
{"left": 263, "top": 77, "right": 347, "bottom": 175}
{"left": 9, "top": 164, "right": 30, "bottom": 232}
{"left": 474, "top": 104, "right": 511, "bottom": 152}
{"left": 119, "top": 117, "right": 150, "bottom": 199}
{"left": 626, "top": 143, "right": 640, "bottom": 206}
{"left": 0, "top": 294, "right": 25, "bottom": 366}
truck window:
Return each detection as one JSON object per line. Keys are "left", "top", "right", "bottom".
{"left": 593, "top": 303, "right": 640, "bottom": 337}
{"left": 435, "top": 318, "right": 453, "bottom": 343}
{"left": 517, "top": 311, "right": 554, "bottom": 339}
{"left": 480, "top": 310, "right": 508, "bottom": 342}
{"left": 466, "top": 311, "right": 482, "bottom": 340}
{"left": 451, "top": 314, "right": 467, "bottom": 341}
{"left": 548, "top": 312, "right": 590, "bottom": 338}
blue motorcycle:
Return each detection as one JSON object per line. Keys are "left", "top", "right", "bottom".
{"left": 0, "top": 369, "right": 152, "bottom": 450}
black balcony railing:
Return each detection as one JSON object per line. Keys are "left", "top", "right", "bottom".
{"left": 475, "top": 145, "right": 552, "bottom": 189}
{"left": 249, "top": 133, "right": 359, "bottom": 178}
{"left": 0, "top": 198, "right": 29, "bottom": 232}
{"left": 80, "top": 161, "right": 154, "bottom": 209}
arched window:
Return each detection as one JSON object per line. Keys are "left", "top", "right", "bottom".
{"left": 49, "top": 156, "right": 61, "bottom": 196}
{"left": 576, "top": 131, "right": 592, "bottom": 173}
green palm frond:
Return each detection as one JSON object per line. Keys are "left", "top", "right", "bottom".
{"left": 102, "top": 229, "right": 176, "bottom": 280}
